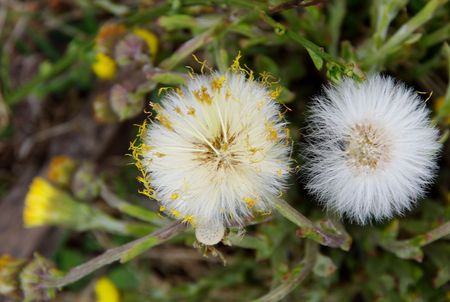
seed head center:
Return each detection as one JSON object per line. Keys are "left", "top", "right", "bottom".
{"left": 345, "top": 123, "right": 391, "bottom": 171}
{"left": 196, "top": 132, "right": 239, "bottom": 169}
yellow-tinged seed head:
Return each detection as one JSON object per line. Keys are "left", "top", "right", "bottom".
{"left": 92, "top": 53, "right": 117, "bottom": 80}
{"left": 131, "top": 54, "right": 290, "bottom": 233}
{"left": 95, "top": 277, "right": 120, "bottom": 302}
{"left": 133, "top": 28, "right": 158, "bottom": 60}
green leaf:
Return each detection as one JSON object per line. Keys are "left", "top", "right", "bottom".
{"left": 313, "top": 254, "right": 337, "bottom": 278}
{"left": 306, "top": 48, "right": 324, "bottom": 70}
{"left": 108, "top": 266, "right": 139, "bottom": 290}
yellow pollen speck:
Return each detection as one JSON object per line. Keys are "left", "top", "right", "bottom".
{"left": 159, "top": 205, "right": 166, "bottom": 212}
{"left": 248, "top": 146, "right": 263, "bottom": 155}
{"left": 266, "top": 123, "right": 279, "bottom": 141}
{"left": 243, "top": 197, "right": 256, "bottom": 208}
{"left": 187, "top": 106, "right": 196, "bottom": 116}
{"left": 193, "top": 86, "right": 213, "bottom": 104}
{"left": 225, "top": 88, "right": 232, "bottom": 99}
{"left": 170, "top": 192, "right": 179, "bottom": 200}
{"left": 270, "top": 87, "right": 282, "bottom": 100}
{"left": 141, "top": 144, "right": 153, "bottom": 152}
{"left": 174, "top": 107, "right": 182, "bottom": 114}
{"left": 154, "top": 152, "right": 166, "bottom": 158}
{"left": 277, "top": 169, "right": 283, "bottom": 177}
{"left": 171, "top": 209, "right": 181, "bottom": 217}
{"left": 176, "top": 87, "right": 184, "bottom": 96}
{"left": 212, "top": 76, "right": 226, "bottom": 91}
{"left": 182, "top": 215, "right": 194, "bottom": 224}
{"left": 151, "top": 103, "right": 163, "bottom": 112}
{"left": 156, "top": 113, "right": 173, "bottom": 130}
{"left": 256, "top": 100, "right": 264, "bottom": 110}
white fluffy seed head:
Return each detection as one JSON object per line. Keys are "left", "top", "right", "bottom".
{"left": 304, "top": 75, "right": 441, "bottom": 224}
{"left": 136, "top": 71, "right": 291, "bottom": 238}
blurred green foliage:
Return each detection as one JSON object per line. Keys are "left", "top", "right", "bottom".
{"left": 1, "top": 0, "right": 449, "bottom": 301}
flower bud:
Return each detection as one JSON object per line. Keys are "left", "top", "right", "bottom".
{"left": 20, "top": 254, "right": 57, "bottom": 302}
{"left": 47, "top": 155, "right": 77, "bottom": 187}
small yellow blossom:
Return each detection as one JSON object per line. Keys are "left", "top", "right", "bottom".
{"left": 133, "top": 28, "right": 159, "bottom": 60}
{"left": 23, "top": 177, "right": 90, "bottom": 229}
{"left": 92, "top": 53, "right": 117, "bottom": 80}
{"left": 24, "top": 178, "right": 61, "bottom": 227}
{"left": 95, "top": 277, "right": 120, "bottom": 302}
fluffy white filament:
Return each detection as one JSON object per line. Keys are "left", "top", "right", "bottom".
{"left": 141, "top": 72, "right": 290, "bottom": 238}
{"left": 304, "top": 75, "right": 441, "bottom": 224}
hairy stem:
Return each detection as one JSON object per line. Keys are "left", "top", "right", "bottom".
{"left": 381, "top": 221, "right": 450, "bottom": 262}
{"left": 100, "top": 183, "right": 164, "bottom": 225}
{"left": 41, "top": 221, "right": 186, "bottom": 288}
{"left": 274, "top": 198, "right": 351, "bottom": 250}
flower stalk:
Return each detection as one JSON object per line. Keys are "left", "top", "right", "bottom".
{"left": 380, "top": 221, "right": 450, "bottom": 262}
{"left": 99, "top": 182, "right": 165, "bottom": 225}
{"left": 41, "top": 221, "right": 186, "bottom": 289}
{"left": 274, "top": 198, "right": 351, "bottom": 250}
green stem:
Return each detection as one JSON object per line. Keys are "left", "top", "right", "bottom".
{"left": 94, "top": 213, "right": 156, "bottom": 237}
{"left": 420, "top": 23, "right": 450, "bottom": 48}
{"left": 260, "top": 12, "right": 346, "bottom": 69}
{"left": 364, "top": 0, "right": 449, "bottom": 69}
{"left": 159, "top": 20, "right": 226, "bottom": 71}
{"left": 381, "top": 221, "right": 450, "bottom": 262}
{"left": 5, "top": 42, "right": 85, "bottom": 106}
{"left": 41, "top": 221, "right": 186, "bottom": 289}
{"left": 274, "top": 198, "right": 350, "bottom": 250}
{"left": 252, "top": 241, "right": 318, "bottom": 302}
{"left": 99, "top": 183, "right": 164, "bottom": 225}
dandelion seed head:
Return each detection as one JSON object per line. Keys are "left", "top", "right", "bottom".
{"left": 133, "top": 68, "right": 291, "bottom": 243}
{"left": 304, "top": 75, "right": 441, "bottom": 224}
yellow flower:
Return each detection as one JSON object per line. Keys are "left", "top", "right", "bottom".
{"left": 92, "top": 53, "right": 117, "bottom": 80}
{"left": 24, "top": 178, "right": 60, "bottom": 227}
{"left": 132, "top": 28, "right": 158, "bottom": 60}
{"left": 435, "top": 96, "right": 450, "bottom": 124}
{"left": 95, "top": 277, "right": 120, "bottom": 302}
{"left": 23, "top": 177, "right": 89, "bottom": 229}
